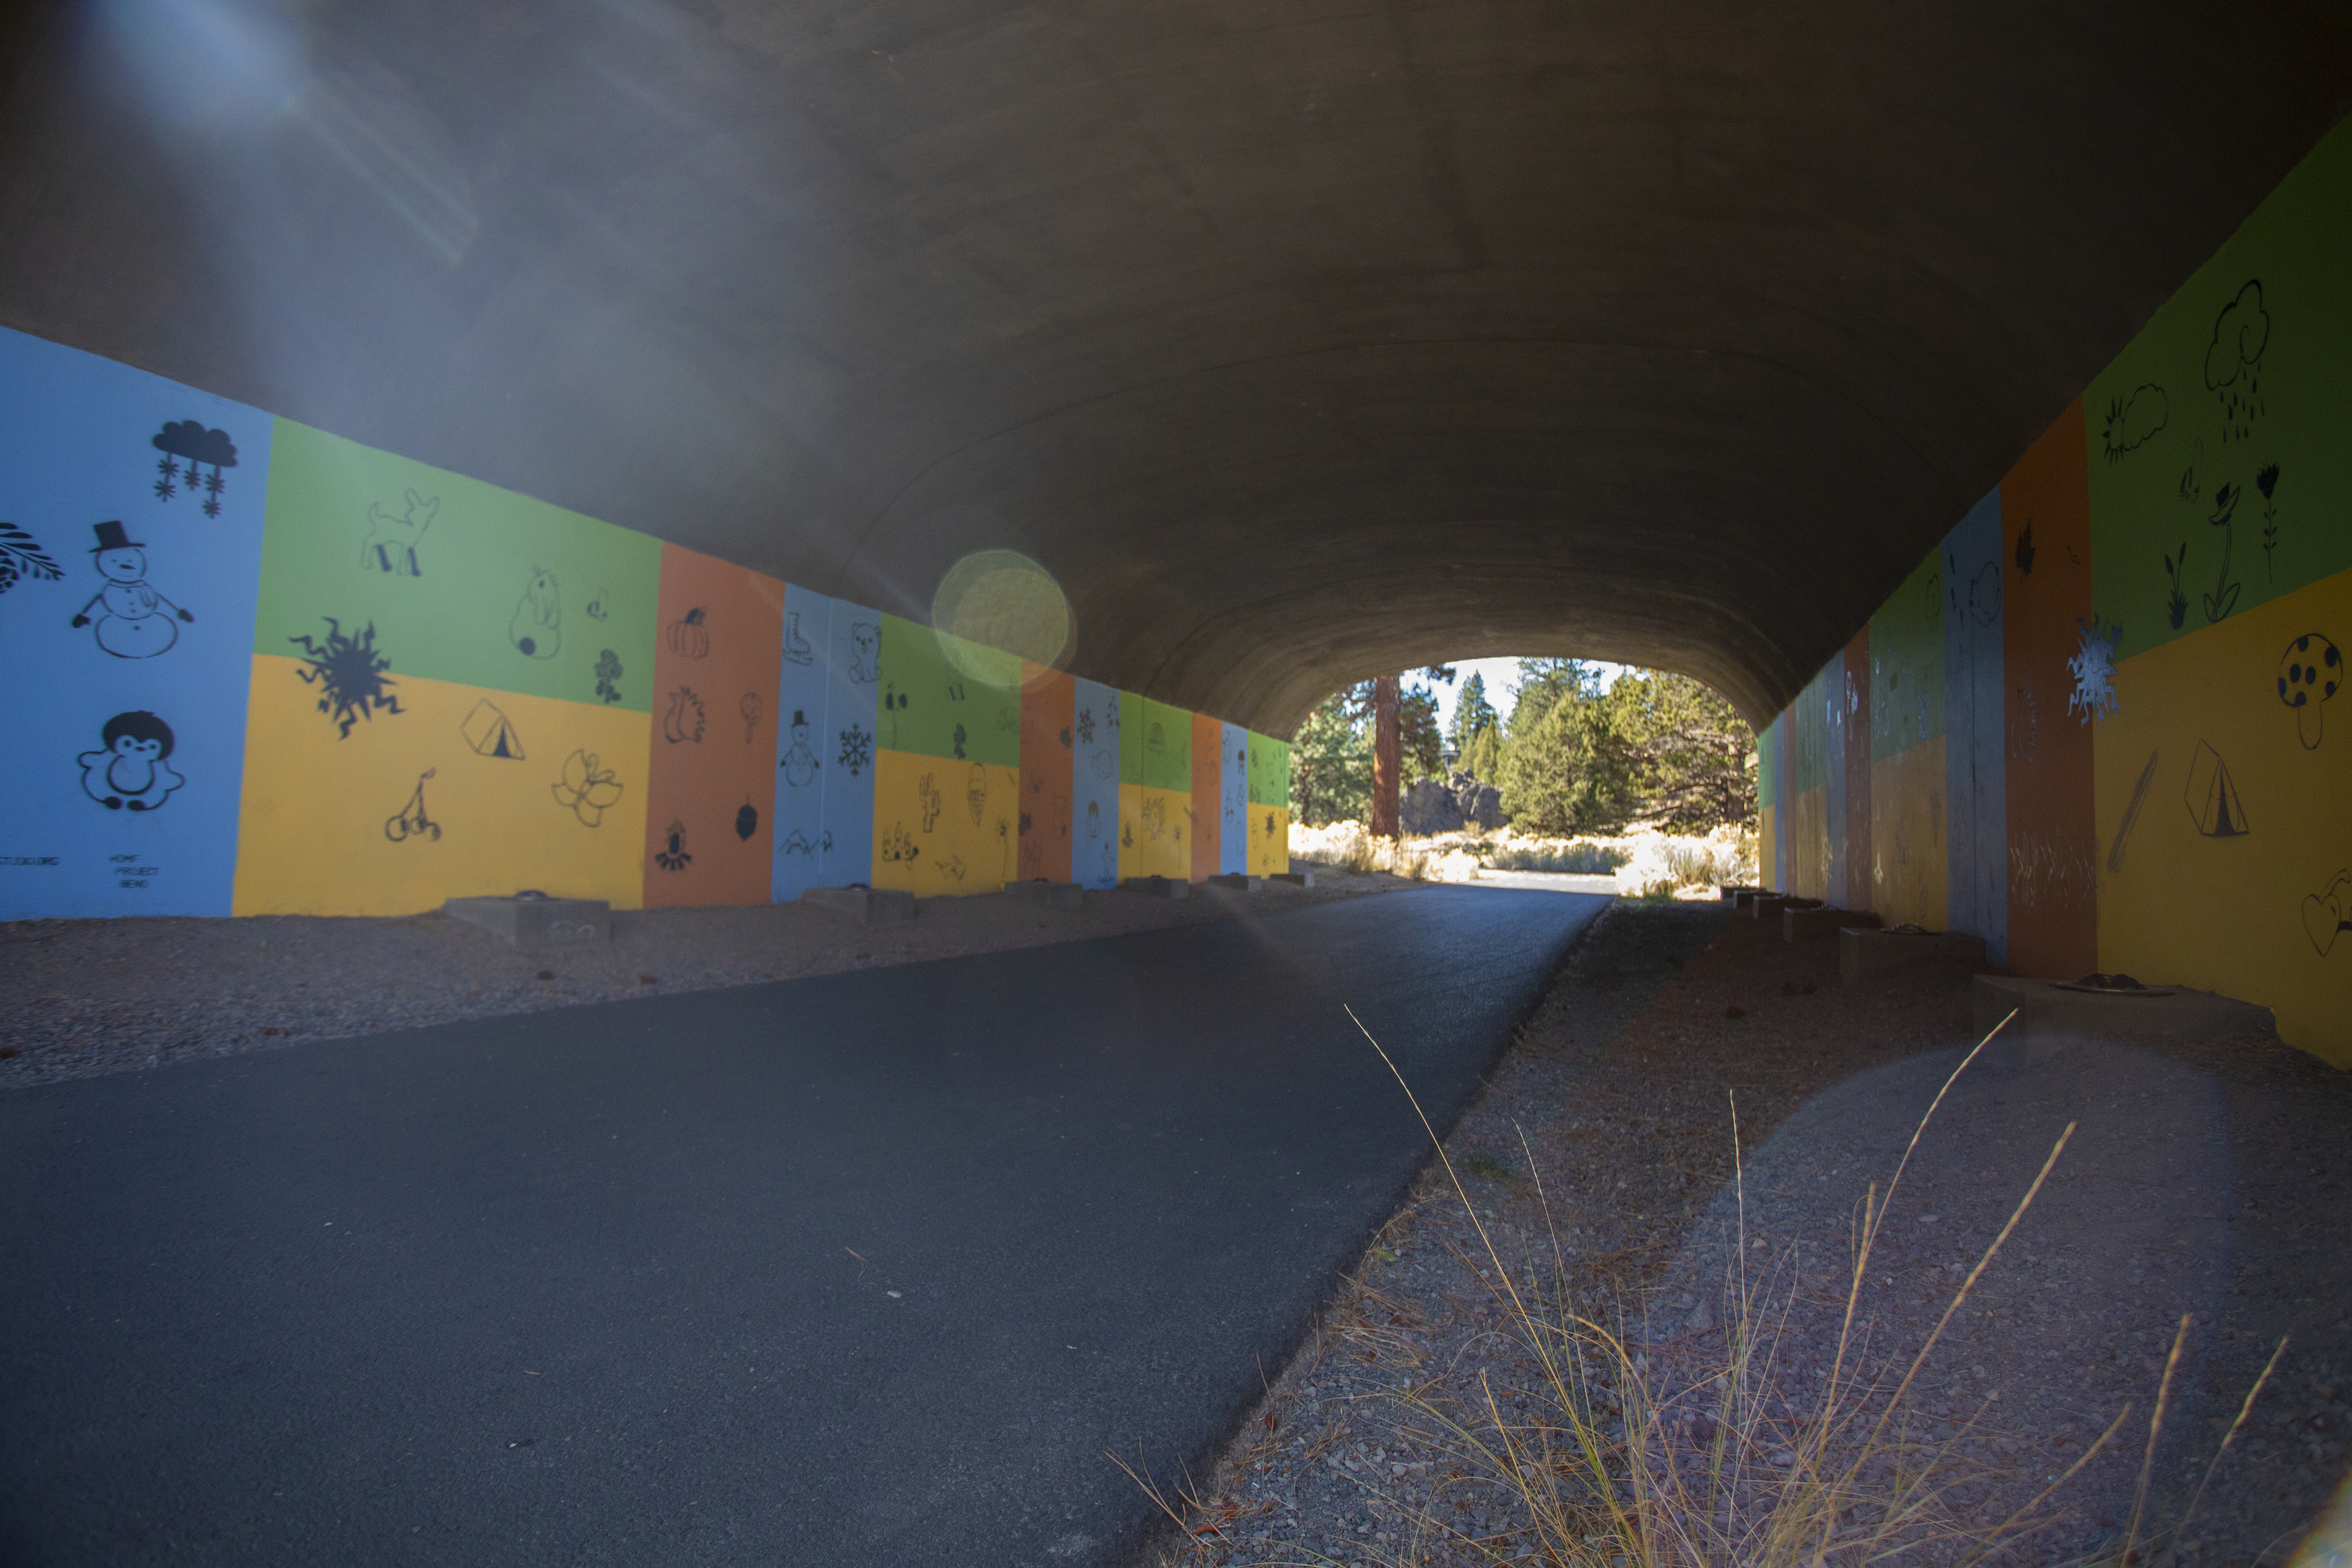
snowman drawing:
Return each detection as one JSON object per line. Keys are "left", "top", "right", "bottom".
{"left": 779, "top": 709, "right": 820, "bottom": 788}
{"left": 78, "top": 710, "right": 184, "bottom": 811}
{"left": 70, "top": 521, "right": 193, "bottom": 658}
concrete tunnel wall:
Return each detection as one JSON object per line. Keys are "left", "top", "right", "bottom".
{"left": 1757, "top": 120, "right": 2352, "bottom": 1067}
{"left": 0, "top": 334, "right": 1292, "bottom": 920}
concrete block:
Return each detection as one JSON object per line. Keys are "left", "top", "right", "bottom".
{"left": 1973, "top": 974, "right": 2272, "bottom": 1053}
{"left": 1841, "top": 926, "right": 1984, "bottom": 981}
{"left": 1269, "top": 871, "right": 1317, "bottom": 888}
{"left": 1120, "top": 875, "right": 1190, "bottom": 899}
{"left": 1785, "top": 906, "right": 1878, "bottom": 942}
{"left": 1204, "top": 873, "right": 1262, "bottom": 892}
{"left": 801, "top": 886, "right": 915, "bottom": 924}
{"left": 1001, "top": 880, "right": 1084, "bottom": 909}
{"left": 444, "top": 894, "right": 610, "bottom": 951}
{"left": 1749, "top": 894, "right": 1794, "bottom": 920}
{"left": 1734, "top": 889, "right": 1764, "bottom": 909}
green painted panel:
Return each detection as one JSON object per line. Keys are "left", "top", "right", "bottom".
{"left": 1789, "top": 663, "right": 1831, "bottom": 795}
{"left": 1119, "top": 691, "right": 1147, "bottom": 784}
{"left": 2087, "top": 119, "right": 2352, "bottom": 660}
{"left": 1247, "top": 732, "right": 1288, "bottom": 807}
{"left": 1142, "top": 699, "right": 1192, "bottom": 794}
{"left": 875, "top": 612, "right": 1020, "bottom": 766}
{"left": 257, "top": 421, "right": 660, "bottom": 710}
{"left": 1869, "top": 550, "right": 1946, "bottom": 762}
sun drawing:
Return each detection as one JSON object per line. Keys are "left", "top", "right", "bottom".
{"left": 289, "top": 617, "right": 403, "bottom": 738}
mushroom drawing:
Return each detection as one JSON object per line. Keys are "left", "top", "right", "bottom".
{"left": 2278, "top": 633, "right": 2341, "bottom": 750}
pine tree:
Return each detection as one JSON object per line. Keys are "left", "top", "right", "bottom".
{"left": 1496, "top": 681, "right": 1641, "bottom": 833}
{"left": 1458, "top": 723, "right": 1503, "bottom": 785}
{"left": 1288, "top": 692, "right": 1371, "bottom": 825}
{"left": 1494, "top": 668, "right": 1755, "bottom": 834}
{"left": 1506, "top": 658, "right": 1600, "bottom": 738}
{"left": 1448, "top": 672, "right": 1500, "bottom": 753}
{"left": 1400, "top": 683, "right": 1445, "bottom": 779}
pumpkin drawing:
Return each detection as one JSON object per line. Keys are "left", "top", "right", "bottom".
{"left": 667, "top": 606, "right": 710, "bottom": 658}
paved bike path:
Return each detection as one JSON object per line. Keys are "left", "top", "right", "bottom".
{"left": 0, "top": 886, "right": 1607, "bottom": 1566}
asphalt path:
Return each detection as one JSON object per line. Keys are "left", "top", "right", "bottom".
{"left": 0, "top": 884, "right": 1607, "bottom": 1566}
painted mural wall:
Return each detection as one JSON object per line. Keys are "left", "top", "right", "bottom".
{"left": 0, "top": 332, "right": 271, "bottom": 919}
{"left": 0, "top": 332, "right": 1293, "bottom": 924}
{"left": 1755, "top": 117, "right": 2352, "bottom": 1066}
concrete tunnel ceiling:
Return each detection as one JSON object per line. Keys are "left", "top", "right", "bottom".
{"left": 3, "top": 3, "right": 2348, "bottom": 732}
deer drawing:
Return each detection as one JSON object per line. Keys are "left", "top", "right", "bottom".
{"left": 362, "top": 489, "right": 439, "bottom": 577}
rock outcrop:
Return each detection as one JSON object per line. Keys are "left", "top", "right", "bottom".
{"left": 1401, "top": 771, "right": 1505, "bottom": 835}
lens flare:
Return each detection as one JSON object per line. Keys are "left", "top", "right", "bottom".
{"left": 930, "top": 550, "right": 1072, "bottom": 688}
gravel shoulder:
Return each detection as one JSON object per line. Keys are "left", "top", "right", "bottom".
{"left": 1140, "top": 901, "right": 2352, "bottom": 1568}
{"left": 0, "top": 872, "right": 1411, "bottom": 1090}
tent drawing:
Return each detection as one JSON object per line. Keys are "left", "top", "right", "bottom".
{"left": 461, "top": 699, "right": 527, "bottom": 761}
{"left": 2183, "top": 739, "right": 2247, "bottom": 837}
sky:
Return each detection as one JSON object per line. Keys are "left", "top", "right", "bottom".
{"left": 1425, "top": 657, "right": 1625, "bottom": 736}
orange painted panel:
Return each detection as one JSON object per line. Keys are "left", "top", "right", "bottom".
{"left": 1019, "top": 663, "right": 1074, "bottom": 882}
{"left": 642, "top": 543, "right": 784, "bottom": 906}
{"left": 2000, "top": 400, "right": 2098, "bottom": 978}
{"left": 1191, "top": 711, "right": 1221, "bottom": 882}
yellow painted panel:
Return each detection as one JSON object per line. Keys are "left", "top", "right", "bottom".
{"left": 1247, "top": 804, "right": 1290, "bottom": 878}
{"left": 233, "top": 655, "right": 650, "bottom": 915}
{"left": 2095, "top": 569, "right": 2352, "bottom": 1065}
{"left": 1118, "top": 783, "right": 1189, "bottom": 881}
{"left": 1869, "top": 739, "right": 1949, "bottom": 929}
{"left": 871, "top": 748, "right": 1017, "bottom": 897}
{"left": 1785, "top": 786, "right": 1829, "bottom": 902}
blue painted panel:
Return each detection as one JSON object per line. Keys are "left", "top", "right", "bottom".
{"left": 818, "top": 597, "right": 879, "bottom": 884}
{"left": 1219, "top": 719, "right": 1248, "bottom": 875}
{"left": 0, "top": 329, "right": 272, "bottom": 919}
{"left": 1071, "top": 677, "right": 1120, "bottom": 888}
{"left": 771, "top": 583, "right": 833, "bottom": 901}
{"left": 1942, "top": 488, "right": 2009, "bottom": 961}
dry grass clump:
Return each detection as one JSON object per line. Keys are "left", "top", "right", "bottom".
{"left": 1481, "top": 837, "right": 1632, "bottom": 875}
{"left": 1287, "top": 821, "right": 1760, "bottom": 895}
{"left": 1303, "top": 1013, "right": 2288, "bottom": 1568}
{"left": 1611, "top": 828, "right": 1757, "bottom": 900}
{"left": 1290, "top": 821, "right": 1482, "bottom": 882}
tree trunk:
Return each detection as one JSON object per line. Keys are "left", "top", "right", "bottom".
{"left": 1371, "top": 675, "right": 1401, "bottom": 837}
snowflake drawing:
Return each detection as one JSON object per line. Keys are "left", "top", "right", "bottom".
{"left": 2067, "top": 616, "right": 2123, "bottom": 724}
{"left": 837, "top": 723, "right": 873, "bottom": 779}
{"left": 289, "top": 617, "right": 402, "bottom": 738}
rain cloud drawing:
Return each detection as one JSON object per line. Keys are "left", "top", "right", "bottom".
{"left": 151, "top": 420, "right": 238, "bottom": 515}
{"left": 2204, "top": 280, "right": 2269, "bottom": 441}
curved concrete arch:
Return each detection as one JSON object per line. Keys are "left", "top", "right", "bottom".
{"left": 2, "top": 0, "right": 2345, "bottom": 728}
